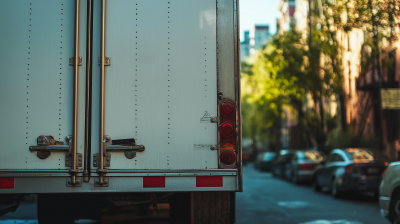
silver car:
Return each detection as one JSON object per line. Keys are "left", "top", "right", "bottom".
{"left": 380, "top": 161, "right": 400, "bottom": 223}
{"left": 285, "top": 150, "right": 325, "bottom": 183}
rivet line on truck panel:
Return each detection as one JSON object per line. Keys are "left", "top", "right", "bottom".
{"left": 58, "top": 1, "right": 64, "bottom": 142}
{"left": 166, "top": 2, "right": 171, "bottom": 166}
{"left": 26, "top": 2, "right": 32, "bottom": 148}
{"left": 134, "top": 1, "right": 139, "bottom": 148}
{"left": 166, "top": 1, "right": 171, "bottom": 152}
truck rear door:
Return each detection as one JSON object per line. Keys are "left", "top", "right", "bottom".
{"left": 0, "top": 1, "right": 87, "bottom": 178}
{"left": 90, "top": 0, "right": 218, "bottom": 172}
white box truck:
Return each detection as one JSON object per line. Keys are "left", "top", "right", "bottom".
{"left": 0, "top": 0, "right": 241, "bottom": 223}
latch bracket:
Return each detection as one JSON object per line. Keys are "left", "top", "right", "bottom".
{"left": 94, "top": 169, "right": 109, "bottom": 187}
{"left": 67, "top": 177, "right": 82, "bottom": 187}
{"left": 29, "top": 135, "right": 68, "bottom": 159}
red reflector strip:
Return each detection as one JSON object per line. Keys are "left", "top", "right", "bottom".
{"left": 143, "top": 176, "right": 165, "bottom": 188}
{"left": 196, "top": 176, "right": 223, "bottom": 187}
{"left": 0, "top": 178, "right": 14, "bottom": 189}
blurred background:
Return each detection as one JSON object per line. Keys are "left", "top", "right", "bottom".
{"left": 239, "top": 0, "right": 400, "bottom": 223}
{"left": 241, "top": 0, "right": 400, "bottom": 161}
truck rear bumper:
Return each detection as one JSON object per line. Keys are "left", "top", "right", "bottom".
{"left": 0, "top": 170, "right": 239, "bottom": 193}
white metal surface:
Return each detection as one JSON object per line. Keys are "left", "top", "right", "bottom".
{"left": 91, "top": 0, "right": 218, "bottom": 170}
{"left": 0, "top": 0, "right": 241, "bottom": 192}
{"left": 0, "top": 0, "right": 87, "bottom": 169}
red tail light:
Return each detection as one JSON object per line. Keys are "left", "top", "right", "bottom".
{"left": 299, "top": 164, "right": 313, "bottom": 171}
{"left": 220, "top": 102, "right": 235, "bottom": 118}
{"left": 220, "top": 150, "right": 236, "bottom": 165}
{"left": 220, "top": 122, "right": 235, "bottom": 138}
{"left": 345, "top": 165, "right": 353, "bottom": 174}
{"left": 219, "top": 101, "right": 237, "bottom": 167}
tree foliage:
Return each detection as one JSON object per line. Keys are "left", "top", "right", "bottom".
{"left": 241, "top": 0, "right": 400, "bottom": 151}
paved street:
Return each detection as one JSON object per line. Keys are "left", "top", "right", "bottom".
{"left": 0, "top": 164, "right": 389, "bottom": 224}
{"left": 236, "top": 164, "right": 387, "bottom": 224}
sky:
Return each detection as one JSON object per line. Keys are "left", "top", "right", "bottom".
{"left": 239, "top": 0, "right": 280, "bottom": 41}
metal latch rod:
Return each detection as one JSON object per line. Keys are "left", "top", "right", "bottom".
{"left": 106, "top": 145, "right": 145, "bottom": 152}
{"left": 29, "top": 145, "right": 69, "bottom": 152}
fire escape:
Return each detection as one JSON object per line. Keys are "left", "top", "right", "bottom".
{"left": 356, "top": 50, "right": 398, "bottom": 147}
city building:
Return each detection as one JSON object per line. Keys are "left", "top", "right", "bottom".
{"left": 240, "top": 31, "right": 251, "bottom": 60}
{"left": 277, "top": 0, "right": 296, "bottom": 34}
{"left": 240, "top": 25, "right": 272, "bottom": 61}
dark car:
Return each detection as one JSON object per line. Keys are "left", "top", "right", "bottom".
{"left": 271, "top": 150, "right": 296, "bottom": 178}
{"left": 254, "top": 152, "right": 277, "bottom": 170}
{"left": 313, "top": 148, "right": 395, "bottom": 198}
{"left": 285, "top": 150, "right": 325, "bottom": 183}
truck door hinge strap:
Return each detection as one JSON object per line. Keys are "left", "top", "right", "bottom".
{"left": 68, "top": 0, "right": 81, "bottom": 187}
{"left": 98, "top": 57, "right": 110, "bottom": 66}
{"left": 96, "top": 0, "right": 108, "bottom": 187}
{"left": 69, "top": 57, "right": 82, "bottom": 66}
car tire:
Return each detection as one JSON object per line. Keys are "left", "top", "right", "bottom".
{"left": 291, "top": 172, "right": 299, "bottom": 184}
{"left": 389, "top": 194, "right": 400, "bottom": 224}
{"left": 272, "top": 168, "right": 277, "bottom": 177}
{"left": 285, "top": 168, "right": 292, "bottom": 180}
{"left": 312, "top": 178, "right": 321, "bottom": 192}
{"left": 331, "top": 178, "right": 342, "bottom": 198}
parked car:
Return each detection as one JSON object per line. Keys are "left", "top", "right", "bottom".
{"left": 285, "top": 150, "right": 325, "bottom": 183}
{"left": 379, "top": 161, "right": 400, "bottom": 223}
{"left": 271, "top": 150, "right": 296, "bottom": 178}
{"left": 254, "top": 152, "right": 277, "bottom": 171}
{"left": 313, "top": 148, "right": 394, "bottom": 198}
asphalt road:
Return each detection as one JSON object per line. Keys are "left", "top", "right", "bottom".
{"left": 236, "top": 163, "right": 388, "bottom": 224}
{"left": 0, "top": 164, "right": 389, "bottom": 224}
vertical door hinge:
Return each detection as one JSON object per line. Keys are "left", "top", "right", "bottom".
{"left": 65, "top": 153, "right": 82, "bottom": 167}
{"left": 98, "top": 57, "right": 111, "bottom": 66}
{"left": 93, "top": 153, "right": 111, "bottom": 167}
{"left": 69, "top": 57, "right": 82, "bottom": 66}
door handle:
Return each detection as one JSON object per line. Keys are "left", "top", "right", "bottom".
{"left": 93, "top": 137, "right": 145, "bottom": 168}
{"left": 105, "top": 136, "right": 145, "bottom": 159}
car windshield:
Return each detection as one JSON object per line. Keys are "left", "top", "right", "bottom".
{"left": 263, "top": 153, "right": 276, "bottom": 160}
{"left": 298, "top": 151, "right": 325, "bottom": 162}
{"left": 345, "top": 148, "right": 394, "bottom": 163}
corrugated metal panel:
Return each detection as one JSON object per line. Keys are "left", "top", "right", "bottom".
{"left": 0, "top": 0, "right": 87, "bottom": 169}
{"left": 91, "top": 0, "right": 218, "bottom": 170}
